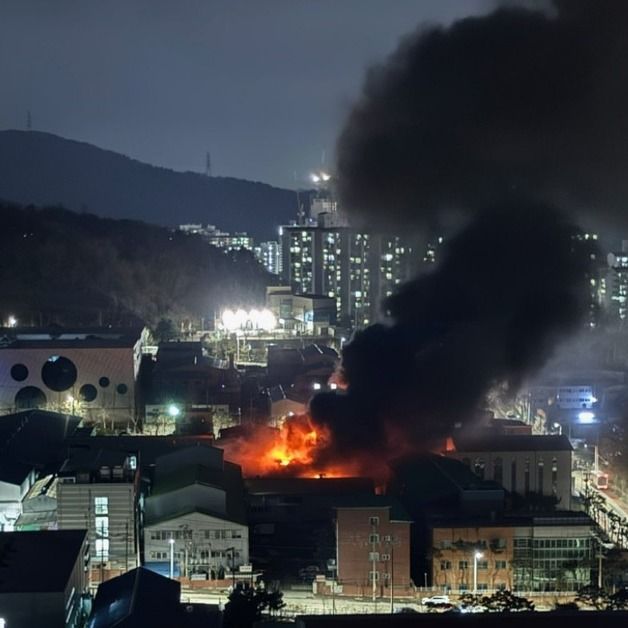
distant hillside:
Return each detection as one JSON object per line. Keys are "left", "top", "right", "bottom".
{"left": 0, "top": 202, "right": 271, "bottom": 328}
{"left": 0, "top": 130, "right": 298, "bottom": 240}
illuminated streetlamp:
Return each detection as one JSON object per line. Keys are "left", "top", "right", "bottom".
{"left": 167, "top": 404, "right": 180, "bottom": 418}
{"left": 473, "top": 551, "right": 483, "bottom": 594}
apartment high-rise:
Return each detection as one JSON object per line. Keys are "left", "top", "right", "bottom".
{"left": 280, "top": 188, "right": 416, "bottom": 328}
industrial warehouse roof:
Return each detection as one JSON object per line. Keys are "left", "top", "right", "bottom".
{"left": 89, "top": 567, "right": 180, "bottom": 628}
{"left": 0, "top": 530, "right": 86, "bottom": 592}
{"left": 0, "top": 410, "right": 81, "bottom": 474}
{"left": 453, "top": 434, "right": 573, "bottom": 452}
{"left": 245, "top": 477, "right": 374, "bottom": 496}
{"left": 0, "top": 325, "right": 144, "bottom": 349}
{"left": 151, "top": 461, "right": 241, "bottom": 496}
{"left": 145, "top": 504, "right": 246, "bottom": 528}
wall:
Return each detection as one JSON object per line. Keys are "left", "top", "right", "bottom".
{"left": 144, "top": 510, "right": 249, "bottom": 577}
{"left": 336, "top": 507, "right": 412, "bottom": 596}
{"left": 447, "top": 449, "right": 572, "bottom": 509}
{"left": 0, "top": 346, "right": 137, "bottom": 424}
{"left": 431, "top": 525, "right": 515, "bottom": 592}
{"left": 57, "top": 481, "right": 138, "bottom": 578}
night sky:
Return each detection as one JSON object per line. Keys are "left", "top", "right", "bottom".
{"left": 0, "top": 0, "right": 491, "bottom": 188}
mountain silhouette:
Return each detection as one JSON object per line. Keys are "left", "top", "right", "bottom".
{"left": 0, "top": 130, "right": 299, "bottom": 240}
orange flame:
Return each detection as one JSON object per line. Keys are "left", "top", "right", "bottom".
{"left": 218, "top": 414, "right": 366, "bottom": 478}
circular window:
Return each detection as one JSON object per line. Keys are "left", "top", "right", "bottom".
{"left": 79, "top": 384, "right": 98, "bottom": 402}
{"left": 99, "top": 376, "right": 110, "bottom": 388}
{"left": 41, "top": 355, "right": 77, "bottom": 392}
{"left": 15, "top": 386, "right": 47, "bottom": 410}
{"left": 10, "top": 364, "right": 29, "bottom": 382}
{"left": 116, "top": 383, "right": 128, "bottom": 395}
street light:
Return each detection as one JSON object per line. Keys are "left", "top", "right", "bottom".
{"left": 168, "top": 404, "right": 180, "bottom": 418}
{"left": 473, "top": 551, "right": 483, "bottom": 594}
{"left": 169, "top": 538, "right": 175, "bottom": 579}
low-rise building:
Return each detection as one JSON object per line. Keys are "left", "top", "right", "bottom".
{"left": 0, "top": 529, "right": 89, "bottom": 628}
{"left": 144, "top": 445, "right": 248, "bottom": 579}
{"left": 56, "top": 448, "right": 140, "bottom": 585}
{"left": 334, "top": 497, "right": 413, "bottom": 598}
{"left": 446, "top": 435, "right": 573, "bottom": 509}
{"left": 0, "top": 326, "right": 147, "bottom": 427}
{"left": 431, "top": 511, "right": 594, "bottom": 593}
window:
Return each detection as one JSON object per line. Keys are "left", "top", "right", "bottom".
{"left": 95, "top": 539, "right": 109, "bottom": 561}
{"left": 94, "top": 496, "right": 108, "bottom": 515}
{"left": 511, "top": 460, "right": 517, "bottom": 492}
{"left": 538, "top": 459, "right": 545, "bottom": 491}
{"left": 232, "top": 530, "right": 242, "bottom": 539}
{"left": 478, "top": 583, "right": 488, "bottom": 591}
{"left": 495, "top": 560, "right": 507, "bottom": 570}
{"left": 459, "top": 561, "right": 469, "bottom": 570}
{"left": 473, "top": 458, "right": 485, "bottom": 479}
{"left": 369, "top": 552, "right": 380, "bottom": 561}
{"left": 95, "top": 516, "right": 109, "bottom": 538}
{"left": 381, "top": 554, "right": 391, "bottom": 561}
{"left": 440, "top": 561, "right": 452, "bottom": 570}
{"left": 440, "top": 540, "right": 453, "bottom": 549}
{"left": 477, "top": 561, "right": 488, "bottom": 570}
{"left": 493, "top": 457, "right": 503, "bottom": 484}
{"left": 369, "top": 534, "right": 380, "bottom": 544}
{"left": 369, "top": 516, "right": 380, "bottom": 526}
{"left": 369, "top": 571, "right": 379, "bottom": 582}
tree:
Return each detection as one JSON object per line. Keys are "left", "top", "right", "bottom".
{"left": 607, "top": 587, "right": 628, "bottom": 611}
{"left": 153, "top": 318, "right": 178, "bottom": 343}
{"left": 223, "top": 584, "right": 285, "bottom": 628}
{"left": 481, "top": 590, "right": 534, "bottom": 612}
{"left": 553, "top": 601, "right": 579, "bottom": 611}
{"left": 575, "top": 585, "right": 609, "bottom": 610}
{"left": 458, "top": 593, "right": 484, "bottom": 610}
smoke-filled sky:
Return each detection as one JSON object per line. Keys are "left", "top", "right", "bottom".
{"left": 0, "top": 0, "right": 491, "bottom": 188}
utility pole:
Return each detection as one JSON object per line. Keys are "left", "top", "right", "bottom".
{"left": 389, "top": 538, "right": 395, "bottom": 614}
{"left": 205, "top": 151, "right": 212, "bottom": 177}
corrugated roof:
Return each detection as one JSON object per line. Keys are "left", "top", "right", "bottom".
{"left": 0, "top": 530, "right": 86, "bottom": 592}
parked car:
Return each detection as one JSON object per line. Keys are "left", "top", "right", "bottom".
{"left": 422, "top": 595, "right": 451, "bottom": 606}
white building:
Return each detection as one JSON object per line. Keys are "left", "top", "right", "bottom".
{"left": 144, "top": 445, "right": 248, "bottom": 578}
{"left": 0, "top": 326, "right": 147, "bottom": 427}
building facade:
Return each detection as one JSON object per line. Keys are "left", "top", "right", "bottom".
{"left": 335, "top": 500, "right": 412, "bottom": 597}
{"left": 56, "top": 449, "right": 139, "bottom": 585}
{"left": 0, "top": 327, "right": 146, "bottom": 427}
{"left": 447, "top": 435, "right": 573, "bottom": 510}
{"left": 431, "top": 513, "right": 594, "bottom": 593}
{"left": 280, "top": 224, "right": 414, "bottom": 328}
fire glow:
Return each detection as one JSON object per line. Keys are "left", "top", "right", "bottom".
{"left": 218, "top": 414, "right": 368, "bottom": 479}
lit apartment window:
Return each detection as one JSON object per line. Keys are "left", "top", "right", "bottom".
{"left": 369, "top": 552, "right": 380, "bottom": 561}
{"left": 94, "top": 496, "right": 108, "bottom": 515}
{"left": 495, "top": 560, "right": 507, "bottom": 569}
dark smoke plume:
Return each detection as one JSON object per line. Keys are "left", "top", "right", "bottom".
{"left": 336, "top": 0, "right": 628, "bottom": 231}
{"left": 309, "top": 1, "right": 623, "bottom": 462}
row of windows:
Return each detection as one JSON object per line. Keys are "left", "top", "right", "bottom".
{"left": 439, "top": 539, "right": 506, "bottom": 550}
{"left": 149, "top": 529, "right": 243, "bottom": 541}
{"left": 513, "top": 538, "right": 590, "bottom": 549}
{"left": 440, "top": 560, "right": 507, "bottom": 571}
{"left": 149, "top": 550, "right": 241, "bottom": 560}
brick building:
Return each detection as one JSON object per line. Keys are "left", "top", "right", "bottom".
{"left": 431, "top": 512, "right": 594, "bottom": 593}
{"left": 334, "top": 497, "right": 413, "bottom": 598}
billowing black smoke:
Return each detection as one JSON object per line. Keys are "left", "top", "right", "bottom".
{"left": 309, "top": 1, "right": 624, "bottom": 460}
{"left": 336, "top": 0, "right": 628, "bottom": 231}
